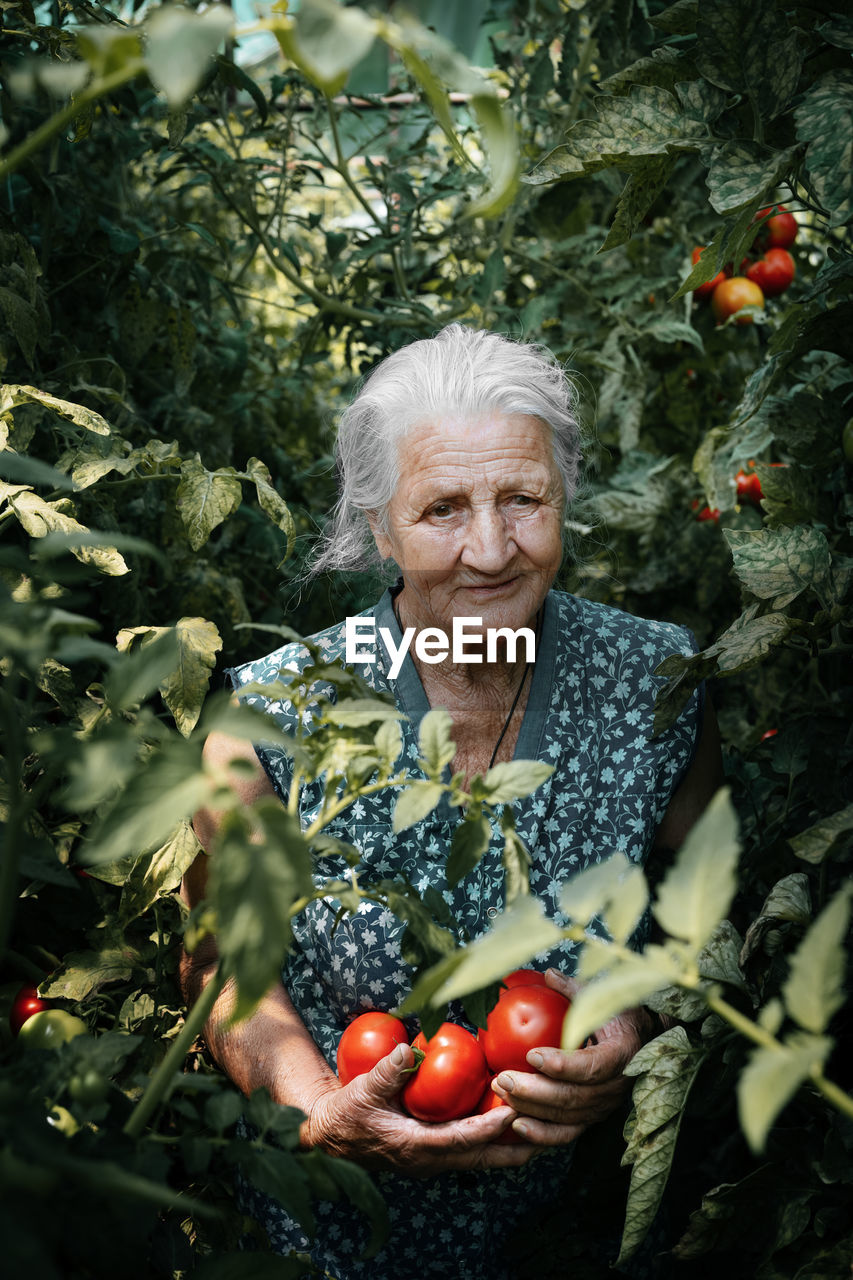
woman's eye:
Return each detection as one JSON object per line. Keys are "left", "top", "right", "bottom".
{"left": 429, "top": 503, "right": 454, "bottom": 518}
{"left": 510, "top": 494, "right": 537, "bottom": 507}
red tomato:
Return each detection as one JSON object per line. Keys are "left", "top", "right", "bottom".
{"left": 400, "top": 1022, "right": 489, "bottom": 1123}
{"left": 9, "top": 984, "right": 53, "bottom": 1037}
{"left": 691, "top": 246, "right": 727, "bottom": 299}
{"left": 477, "top": 1078, "right": 520, "bottom": 1143}
{"left": 735, "top": 461, "right": 786, "bottom": 505}
{"left": 735, "top": 467, "right": 763, "bottom": 504}
{"left": 760, "top": 728, "right": 778, "bottom": 741}
{"left": 501, "top": 968, "right": 548, "bottom": 989}
{"left": 711, "top": 277, "right": 764, "bottom": 324}
{"left": 479, "top": 984, "right": 571, "bottom": 1075}
{"left": 337, "top": 1012, "right": 408, "bottom": 1085}
{"left": 754, "top": 204, "right": 798, "bottom": 250}
{"left": 746, "top": 248, "right": 795, "bottom": 298}
{"left": 696, "top": 505, "right": 720, "bottom": 524}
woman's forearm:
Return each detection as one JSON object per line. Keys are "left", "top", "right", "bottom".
{"left": 180, "top": 948, "right": 341, "bottom": 1142}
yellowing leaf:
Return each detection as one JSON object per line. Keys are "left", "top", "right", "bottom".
{"left": 782, "top": 885, "right": 853, "bottom": 1034}
{"left": 9, "top": 490, "right": 128, "bottom": 575}
{"left": 430, "top": 896, "right": 564, "bottom": 1005}
{"left": 738, "top": 1034, "right": 832, "bottom": 1153}
{"left": 653, "top": 788, "right": 739, "bottom": 950}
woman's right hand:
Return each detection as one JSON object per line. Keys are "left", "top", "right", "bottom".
{"left": 302, "top": 1042, "right": 536, "bottom": 1175}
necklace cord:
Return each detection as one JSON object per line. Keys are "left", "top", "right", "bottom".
{"left": 391, "top": 591, "right": 543, "bottom": 770}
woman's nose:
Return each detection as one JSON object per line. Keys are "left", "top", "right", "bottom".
{"left": 460, "top": 507, "right": 515, "bottom": 571}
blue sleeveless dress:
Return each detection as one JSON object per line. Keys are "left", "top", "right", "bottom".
{"left": 227, "top": 588, "right": 702, "bottom": 1279}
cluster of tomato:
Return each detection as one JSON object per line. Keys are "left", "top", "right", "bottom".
{"left": 336, "top": 969, "right": 572, "bottom": 1136}
{"left": 692, "top": 459, "right": 788, "bottom": 526}
{"left": 692, "top": 204, "right": 798, "bottom": 324}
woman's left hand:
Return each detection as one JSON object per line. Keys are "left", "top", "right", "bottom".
{"left": 489, "top": 969, "right": 658, "bottom": 1146}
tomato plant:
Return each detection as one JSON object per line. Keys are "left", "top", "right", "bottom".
{"left": 9, "top": 984, "right": 53, "bottom": 1036}
{"left": 479, "top": 984, "right": 571, "bottom": 1075}
{"left": 711, "top": 276, "right": 765, "bottom": 324}
{"left": 400, "top": 1023, "right": 489, "bottom": 1122}
{"left": 691, "top": 246, "right": 728, "bottom": 298}
{"left": 337, "top": 1012, "right": 409, "bottom": 1085}
{"left": 753, "top": 203, "right": 798, "bottom": 249}
{"left": 746, "top": 248, "right": 796, "bottom": 298}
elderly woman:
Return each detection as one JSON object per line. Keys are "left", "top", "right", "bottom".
{"left": 182, "top": 325, "right": 722, "bottom": 1278}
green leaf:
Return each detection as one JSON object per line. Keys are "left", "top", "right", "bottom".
{"left": 649, "top": 1, "right": 698, "bottom": 35}
{"left": 738, "top": 1033, "right": 832, "bottom": 1153}
{"left": 502, "top": 819, "right": 532, "bottom": 906}
{"left": 40, "top": 946, "right": 136, "bottom": 1000}
{"left": 706, "top": 142, "right": 798, "bottom": 215}
{"left": 478, "top": 759, "right": 553, "bottom": 805}
{"left": 429, "top": 896, "right": 565, "bottom": 1006}
{"left": 446, "top": 812, "right": 491, "bottom": 887}
{"left": 323, "top": 698, "right": 406, "bottom": 728}
{"left": 740, "top": 873, "right": 811, "bottom": 966}
{"left": 392, "top": 780, "right": 444, "bottom": 833}
{"left": 246, "top": 456, "right": 295, "bottom": 560}
{"left": 145, "top": 5, "right": 234, "bottom": 108}
{"left": 560, "top": 852, "right": 649, "bottom": 940}
{"left": 782, "top": 885, "right": 853, "bottom": 1035}
{"left": 119, "top": 821, "right": 202, "bottom": 924}
{"left": 82, "top": 739, "right": 212, "bottom": 865}
{"left": 0, "top": 383, "right": 111, "bottom": 436}
{"left": 108, "top": 627, "right": 181, "bottom": 711}
{"left": 710, "top": 610, "right": 796, "bottom": 675}
{"left": 795, "top": 70, "right": 853, "bottom": 229}
{"left": 176, "top": 455, "right": 242, "bottom": 551}
{"left": 695, "top": 919, "right": 746, "bottom": 991}
{"left": 724, "top": 526, "right": 832, "bottom": 608}
{"left": 117, "top": 618, "right": 223, "bottom": 736}
{"left": 617, "top": 1027, "right": 705, "bottom": 1264}
{"left": 600, "top": 156, "right": 677, "bottom": 251}
{"left": 524, "top": 85, "right": 708, "bottom": 186}
{"left": 0, "top": 450, "right": 75, "bottom": 490}
{"left": 653, "top": 788, "right": 739, "bottom": 950}
{"left": 272, "top": 0, "right": 377, "bottom": 96}
{"left": 466, "top": 93, "right": 520, "bottom": 220}
{"left": 212, "top": 801, "right": 312, "bottom": 1021}
{"left": 417, "top": 706, "right": 455, "bottom": 778}
{"left": 7, "top": 490, "right": 128, "bottom": 575}
{"left": 789, "top": 804, "right": 853, "bottom": 865}
{"left": 600, "top": 46, "right": 692, "bottom": 96}
{"left": 695, "top": 0, "right": 803, "bottom": 121}
{"left": 753, "top": 462, "right": 817, "bottom": 529}
{"left": 562, "top": 949, "right": 681, "bottom": 1051}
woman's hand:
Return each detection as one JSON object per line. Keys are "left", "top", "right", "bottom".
{"left": 302, "top": 1042, "right": 537, "bottom": 1176}
{"left": 489, "top": 970, "right": 657, "bottom": 1147}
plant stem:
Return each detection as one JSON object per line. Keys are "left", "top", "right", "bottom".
{"left": 0, "top": 61, "right": 146, "bottom": 182}
{"left": 810, "top": 1068, "right": 853, "bottom": 1123}
{"left": 707, "top": 991, "right": 853, "bottom": 1122}
{"left": 123, "top": 963, "right": 227, "bottom": 1140}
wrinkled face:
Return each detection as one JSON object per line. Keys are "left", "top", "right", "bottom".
{"left": 370, "top": 413, "right": 565, "bottom": 640}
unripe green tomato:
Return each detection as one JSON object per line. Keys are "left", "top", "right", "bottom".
{"left": 17, "top": 1009, "right": 87, "bottom": 1049}
{"left": 69, "top": 1068, "right": 109, "bottom": 1105}
{"left": 843, "top": 418, "right": 853, "bottom": 465}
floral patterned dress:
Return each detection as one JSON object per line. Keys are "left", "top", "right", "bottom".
{"left": 227, "top": 588, "right": 702, "bottom": 1279}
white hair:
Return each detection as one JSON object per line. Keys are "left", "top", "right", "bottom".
{"left": 311, "top": 324, "right": 581, "bottom": 574}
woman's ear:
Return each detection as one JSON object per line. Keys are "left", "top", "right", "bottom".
{"left": 366, "top": 511, "right": 393, "bottom": 561}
